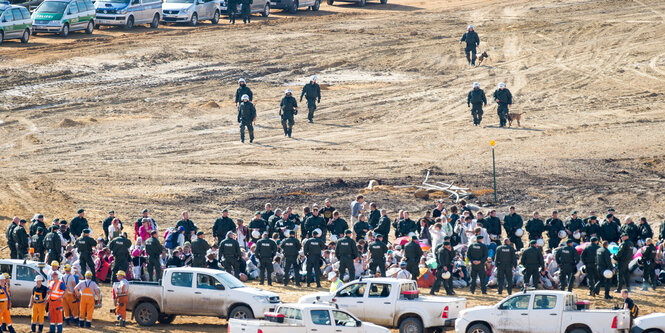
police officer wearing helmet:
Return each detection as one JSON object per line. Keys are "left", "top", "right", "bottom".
{"left": 581, "top": 237, "right": 600, "bottom": 295}
{"left": 300, "top": 75, "right": 321, "bottom": 123}
{"left": 235, "top": 78, "right": 253, "bottom": 106}
{"left": 555, "top": 239, "right": 580, "bottom": 292}
{"left": 76, "top": 229, "right": 97, "bottom": 282}
{"left": 503, "top": 207, "right": 524, "bottom": 250}
{"left": 238, "top": 94, "right": 256, "bottom": 143}
{"left": 281, "top": 230, "right": 302, "bottom": 287}
{"left": 368, "top": 234, "right": 388, "bottom": 277}
{"left": 256, "top": 232, "right": 277, "bottom": 285}
{"left": 336, "top": 230, "right": 359, "bottom": 281}
{"left": 430, "top": 241, "right": 455, "bottom": 295}
{"left": 468, "top": 235, "right": 488, "bottom": 294}
{"left": 592, "top": 240, "right": 613, "bottom": 299}
{"left": 520, "top": 240, "right": 544, "bottom": 290}
{"left": 303, "top": 229, "right": 325, "bottom": 287}
{"left": 280, "top": 89, "right": 298, "bottom": 138}
{"left": 460, "top": 24, "right": 480, "bottom": 66}
{"left": 493, "top": 82, "right": 512, "bottom": 127}
{"left": 467, "top": 82, "right": 487, "bottom": 126}
{"left": 219, "top": 231, "right": 241, "bottom": 278}
{"left": 494, "top": 238, "right": 517, "bottom": 295}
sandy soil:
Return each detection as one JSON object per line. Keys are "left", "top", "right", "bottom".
{"left": 1, "top": 0, "right": 665, "bottom": 330}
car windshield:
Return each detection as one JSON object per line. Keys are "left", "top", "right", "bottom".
{"left": 37, "top": 1, "right": 67, "bottom": 13}
{"left": 215, "top": 272, "right": 244, "bottom": 289}
{"left": 164, "top": 0, "right": 194, "bottom": 3}
{"left": 99, "top": 0, "right": 129, "bottom": 3}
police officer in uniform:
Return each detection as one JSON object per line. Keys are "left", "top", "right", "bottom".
{"left": 303, "top": 230, "right": 325, "bottom": 287}
{"left": 238, "top": 94, "right": 256, "bottom": 143}
{"left": 613, "top": 233, "right": 633, "bottom": 292}
{"left": 227, "top": 0, "right": 238, "bottom": 24}
{"left": 593, "top": 241, "right": 614, "bottom": 299}
{"left": 5, "top": 217, "right": 19, "bottom": 259}
{"left": 555, "top": 239, "right": 580, "bottom": 292}
{"left": 641, "top": 238, "right": 657, "bottom": 290}
{"left": 468, "top": 235, "right": 488, "bottom": 294}
{"left": 467, "top": 82, "right": 487, "bottom": 126}
{"left": 191, "top": 231, "right": 210, "bottom": 268}
{"left": 109, "top": 232, "right": 132, "bottom": 282}
{"left": 545, "top": 211, "right": 565, "bottom": 250}
{"left": 280, "top": 89, "right": 298, "bottom": 138}
{"left": 300, "top": 75, "right": 321, "bottom": 123}
{"left": 460, "top": 25, "right": 480, "bottom": 66}
{"left": 404, "top": 235, "right": 423, "bottom": 281}
{"left": 69, "top": 209, "right": 89, "bottom": 239}
{"left": 565, "top": 211, "right": 584, "bottom": 239}
{"left": 374, "top": 210, "right": 391, "bottom": 244}
{"left": 520, "top": 240, "right": 544, "bottom": 289}
{"left": 75, "top": 229, "right": 97, "bottom": 282}
{"left": 240, "top": 0, "right": 252, "bottom": 23}
{"left": 304, "top": 207, "right": 326, "bottom": 241}
{"left": 581, "top": 237, "right": 600, "bottom": 296}
{"left": 212, "top": 209, "right": 236, "bottom": 244}
{"left": 493, "top": 82, "right": 512, "bottom": 127}
{"left": 430, "top": 241, "right": 455, "bottom": 295}
{"left": 503, "top": 207, "right": 524, "bottom": 250}
{"left": 235, "top": 79, "right": 253, "bottom": 106}
{"left": 248, "top": 212, "right": 267, "bottom": 243}
{"left": 483, "top": 210, "right": 502, "bottom": 245}
{"left": 525, "top": 212, "right": 545, "bottom": 241}
{"left": 30, "top": 215, "right": 47, "bottom": 237}
{"left": 32, "top": 227, "right": 47, "bottom": 262}
{"left": 256, "top": 232, "right": 277, "bottom": 285}
{"left": 44, "top": 226, "right": 62, "bottom": 265}
{"left": 145, "top": 230, "right": 164, "bottom": 281}
{"left": 281, "top": 231, "right": 301, "bottom": 286}
{"left": 494, "top": 238, "right": 517, "bottom": 295}
{"left": 219, "top": 232, "right": 241, "bottom": 278}
{"left": 335, "top": 230, "right": 358, "bottom": 281}
{"left": 14, "top": 219, "right": 30, "bottom": 259}
{"left": 368, "top": 234, "right": 388, "bottom": 277}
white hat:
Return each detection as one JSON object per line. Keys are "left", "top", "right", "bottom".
{"left": 498, "top": 82, "right": 505, "bottom": 89}
{"left": 241, "top": 94, "right": 249, "bottom": 100}
{"left": 35, "top": 275, "right": 44, "bottom": 282}
{"left": 0, "top": 275, "right": 5, "bottom": 281}
{"left": 473, "top": 82, "right": 480, "bottom": 88}
{"left": 310, "top": 75, "right": 318, "bottom": 82}
{"left": 285, "top": 89, "right": 292, "bottom": 94}
{"left": 328, "top": 271, "right": 337, "bottom": 281}
{"left": 468, "top": 25, "right": 474, "bottom": 30}
{"left": 238, "top": 78, "right": 246, "bottom": 84}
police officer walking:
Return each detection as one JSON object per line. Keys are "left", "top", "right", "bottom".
{"left": 304, "top": 229, "right": 325, "bottom": 287}
{"left": 191, "top": 231, "right": 210, "bottom": 268}
{"left": 227, "top": 0, "right": 238, "bottom": 24}
{"left": 13, "top": 219, "right": 30, "bottom": 259}
{"left": 592, "top": 240, "right": 614, "bottom": 299}
{"left": 613, "top": 233, "right": 633, "bottom": 292}
{"left": 467, "top": 82, "right": 487, "bottom": 126}
{"left": 235, "top": 78, "right": 253, "bottom": 106}
{"left": 280, "top": 89, "right": 298, "bottom": 138}
{"left": 404, "top": 235, "right": 423, "bottom": 281}
{"left": 145, "top": 230, "right": 164, "bottom": 281}
{"left": 6, "top": 217, "right": 19, "bottom": 259}
{"left": 368, "top": 234, "right": 388, "bottom": 277}
{"left": 76, "top": 229, "right": 97, "bottom": 281}
{"left": 555, "top": 239, "right": 580, "bottom": 292}
{"left": 335, "top": 230, "right": 358, "bottom": 281}
{"left": 520, "top": 240, "right": 544, "bottom": 289}
{"left": 581, "top": 237, "right": 600, "bottom": 296}
{"left": 494, "top": 238, "right": 517, "bottom": 295}
{"left": 300, "top": 75, "right": 321, "bottom": 123}
{"left": 430, "top": 241, "right": 455, "bottom": 295}
{"left": 240, "top": 0, "right": 252, "bottom": 23}
{"left": 109, "top": 232, "right": 132, "bottom": 282}
{"left": 460, "top": 25, "right": 480, "bottom": 66}
{"left": 468, "top": 235, "right": 488, "bottom": 294}
{"left": 493, "top": 82, "right": 512, "bottom": 127}
{"left": 219, "top": 232, "right": 241, "bottom": 278}
{"left": 503, "top": 207, "right": 524, "bottom": 250}
{"left": 238, "top": 94, "right": 256, "bottom": 143}
{"left": 256, "top": 232, "right": 277, "bottom": 285}
{"left": 281, "top": 231, "right": 302, "bottom": 286}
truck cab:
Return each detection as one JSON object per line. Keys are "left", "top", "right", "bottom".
{"left": 94, "top": 0, "right": 161, "bottom": 29}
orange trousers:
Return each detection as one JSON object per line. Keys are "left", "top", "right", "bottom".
{"left": 115, "top": 296, "right": 128, "bottom": 320}
{"left": 0, "top": 301, "right": 11, "bottom": 325}
{"left": 48, "top": 299, "right": 63, "bottom": 324}
{"left": 79, "top": 295, "right": 95, "bottom": 322}
{"left": 32, "top": 302, "right": 46, "bottom": 324}
{"left": 62, "top": 293, "right": 79, "bottom": 320}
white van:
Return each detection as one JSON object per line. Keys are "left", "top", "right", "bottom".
{"left": 94, "top": 0, "right": 161, "bottom": 29}
{"left": 162, "top": 0, "right": 220, "bottom": 26}
{"left": 31, "top": 0, "right": 95, "bottom": 36}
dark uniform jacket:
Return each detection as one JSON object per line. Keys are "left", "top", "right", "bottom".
{"left": 303, "top": 237, "right": 325, "bottom": 258}
{"left": 109, "top": 236, "right": 132, "bottom": 259}
{"left": 238, "top": 101, "right": 256, "bottom": 125}
{"left": 436, "top": 246, "right": 454, "bottom": 267}
{"left": 600, "top": 220, "right": 620, "bottom": 243}
{"left": 191, "top": 237, "right": 211, "bottom": 257}
{"left": 404, "top": 240, "right": 423, "bottom": 260}
{"left": 494, "top": 244, "right": 516, "bottom": 268}
{"left": 520, "top": 246, "right": 544, "bottom": 268}
{"left": 460, "top": 30, "right": 480, "bottom": 50}
{"left": 545, "top": 218, "right": 565, "bottom": 238}
{"left": 212, "top": 216, "right": 236, "bottom": 240}
{"left": 397, "top": 219, "right": 417, "bottom": 237}
{"left": 614, "top": 240, "right": 634, "bottom": 267}
{"left": 176, "top": 219, "right": 198, "bottom": 238}
{"left": 503, "top": 213, "right": 523, "bottom": 236}
{"left": 281, "top": 237, "right": 302, "bottom": 259}
{"left": 69, "top": 216, "right": 89, "bottom": 238}
{"left": 145, "top": 236, "right": 164, "bottom": 257}
{"left": 369, "top": 241, "right": 388, "bottom": 260}
{"left": 300, "top": 83, "right": 321, "bottom": 101}
{"left": 467, "top": 89, "right": 486, "bottom": 105}
{"left": 596, "top": 247, "right": 612, "bottom": 271}
{"left": 335, "top": 236, "right": 358, "bottom": 260}
{"left": 467, "top": 242, "right": 488, "bottom": 264}
{"left": 581, "top": 243, "right": 600, "bottom": 266}
{"left": 565, "top": 218, "right": 584, "bottom": 233}
{"left": 368, "top": 210, "right": 381, "bottom": 229}
{"left": 219, "top": 238, "right": 241, "bottom": 260}
{"left": 29, "top": 220, "right": 46, "bottom": 237}
{"left": 375, "top": 215, "right": 391, "bottom": 236}
{"left": 525, "top": 218, "right": 545, "bottom": 238}
{"left": 483, "top": 216, "right": 501, "bottom": 237}
{"left": 638, "top": 223, "right": 653, "bottom": 240}
{"left": 75, "top": 235, "right": 96, "bottom": 255}
{"left": 619, "top": 223, "right": 639, "bottom": 244}
{"left": 13, "top": 226, "right": 30, "bottom": 253}
{"left": 329, "top": 218, "right": 349, "bottom": 236}
{"left": 235, "top": 85, "right": 253, "bottom": 104}
{"left": 493, "top": 88, "right": 512, "bottom": 105}
{"left": 353, "top": 221, "right": 370, "bottom": 239}
{"left": 280, "top": 96, "right": 298, "bottom": 119}
{"left": 256, "top": 238, "right": 277, "bottom": 262}
{"left": 555, "top": 245, "right": 580, "bottom": 268}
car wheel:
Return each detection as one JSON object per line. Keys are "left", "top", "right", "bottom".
{"left": 288, "top": 0, "right": 297, "bottom": 13}
{"left": 261, "top": 4, "right": 270, "bottom": 17}
{"left": 157, "top": 314, "right": 176, "bottom": 324}
{"left": 399, "top": 317, "right": 423, "bottom": 333}
{"left": 85, "top": 20, "right": 94, "bottom": 34}
{"left": 326, "top": 0, "right": 333, "bottom": 4}
{"left": 229, "top": 305, "right": 254, "bottom": 320}
{"left": 134, "top": 302, "right": 158, "bottom": 327}
{"left": 150, "top": 13, "right": 160, "bottom": 28}
{"left": 312, "top": 0, "right": 319, "bottom": 10}
{"left": 125, "top": 15, "right": 134, "bottom": 29}
{"left": 466, "top": 323, "right": 491, "bottom": 333}
{"left": 21, "top": 29, "right": 30, "bottom": 43}
{"left": 190, "top": 12, "right": 198, "bottom": 26}
{"left": 60, "top": 24, "right": 69, "bottom": 37}
{"left": 358, "top": 0, "right": 365, "bottom": 6}
{"left": 211, "top": 10, "right": 219, "bottom": 24}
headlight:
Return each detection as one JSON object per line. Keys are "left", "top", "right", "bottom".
{"left": 253, "top": 296, "right": 269, "bottom": 303}
{"left": 118, "top": 8, "right": 127, "bottom": 14}
{"left": 50, "top": 20, "right": 61, "bottom": 24}
{"left": 460, "top": 311, "right": 467, "bottom": 318}
{"left": 181, "top": 7, "right": 189, "bottom": 13}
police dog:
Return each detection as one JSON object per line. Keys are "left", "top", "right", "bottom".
{"left": 476, "top": 51, "right": 489, "bottom": 67}
{"left": 506, "top": 112, "right": 525, "bottom": 127}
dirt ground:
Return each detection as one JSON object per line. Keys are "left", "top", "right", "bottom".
{"left": 2, "top": 0, "right": 665, "bottom": 330}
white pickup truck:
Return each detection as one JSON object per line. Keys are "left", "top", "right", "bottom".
{"left": 631, "top": 313, "right": 665, "bottom": 333}
{"left": 455, "top": 290, "right": 631, "bottom": 333}
{"left": 299, "top": 277, "right": 466, "bottom": 333}
{"left": 127, "top": 267, "right": 280, "bottom": 326}
{"left": 228, "top": 303, "right": 390, "bottom": 333}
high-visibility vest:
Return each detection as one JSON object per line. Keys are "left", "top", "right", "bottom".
{"left": 49, "top": 280, "right": 65, "bottom": 300}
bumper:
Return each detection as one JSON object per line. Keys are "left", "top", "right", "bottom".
{"left": 453, "top": 318, "right": 469, "bottom": 333}
{"left": 96, "top": 15, "right": 127, "bottom": 25}
{"left": 162, "top": 14, "right": 190, "bottom": 22}
{"left": 253, "top": 304, "right": 279, "bottom": 318}
{"left": 443, "top": 319, "right": 456, "bottom": 328}
{"left": 33, "top": 24, "right": 63, "bottom": 33}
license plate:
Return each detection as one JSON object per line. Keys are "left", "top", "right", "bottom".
{"left": 99, "top": 19, "right": 115, "bottom": 24}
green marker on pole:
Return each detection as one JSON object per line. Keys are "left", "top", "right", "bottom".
{"left": 490, "top": 140, "right": 497, "bottom": 203}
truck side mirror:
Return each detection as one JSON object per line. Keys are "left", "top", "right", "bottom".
{"left": 356, "top": 320, "right": 361, "bottom": 327}
{"left": 216, "top": 285, "right": 225, "bottom": 290}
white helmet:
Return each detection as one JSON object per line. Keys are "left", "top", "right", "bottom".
{"left": 327, "top": 271, "right": 337, "bottom": 281}
{"left": 310, "top": 75, "right": 318, "bottom": 82}
{"left": 536, "top": 239, "right": 545, "bottom": 247}
{"left": 472, "top": 82, "right": 480, "bottom": 88}
{"left": 313, "top": 228, "right": 322, "bottom": 236}
{"left": 34, "top": 275, "right": 44, "bottom": 282}
{"left": 330, "top": 235, "right": 338, "bottom": 242}
{"left": 498, "top": 82, "right": 506, "bottom": 89}
{"left": 580, "top": 265, "right": 587, "bottom": 274}
{"left": 558, "top": 230, "right": 567, "bottom": 239}
{"left": 238, "top": 78, "right": 246, "bottom": 84}
{"left": 442, "top": 271, "right": 452, "bottom": 279}
{"left": 573, "top": 231, "right": 581, "bottom": 240}
{"left": 241, "top": 94, "right": 249, "bottom": 101}
{"left": 514, "top": 228, "right": 524, "bottom": 237}
{"left": 603, "top": 269, "right": 613, "bottom": 279}
{"left": 251, "top": 230, "right": 261, "bottom": 239}
{"left": 285, "top": 89, "right": 292, "bottom": 94}
{"left": 468, "top": 25, "right": 474, "bottom": 30}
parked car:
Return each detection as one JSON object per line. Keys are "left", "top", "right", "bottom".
{"left": 127, "top": 267, "right": 281, "bottom": 326}
{"left": 31, "top": 0, "right": 95, "bottom": 36}
{"left": 326, "top": 0, "right": 385, "bottom": 8}
{"left": 0, "top": 260, "right": 47, "bottom": 307}
{"left": 0, "top": 2, "right": 32, "bottom": 45}
{"left": 161, "top": 0, "right": 220, "bottom": 26}
{"left": 631, "top": 313, "right": 665, "bottom": 333}
{"left": 455, "top": 290, "right": 631, "bottom": 333}
{"left": 221, "top": 0, "right": 269, "bottom": 18}
{"left": 299, "top": 277, "right": 466, "bottom": 333}
{"left": 229, "top": 303, "right": 390, "bottom": 333}
{"left": 269, "top": 0, "right": 317, "bottom": 14}
{"left": 94, "top": 0, "right": 161, "bottom": 29}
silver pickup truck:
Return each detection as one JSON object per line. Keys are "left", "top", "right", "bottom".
{"left": 0, "top": 259, "right": 48, "bottom": 307}
{"left": 127, "top": 267, "right": 281, "bottom": 326}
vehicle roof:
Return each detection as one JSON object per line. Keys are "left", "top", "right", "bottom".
{"left": 515, "top": 290, "right": 572, "bottom": 296}
{"left": 350, "top": 277, "right": 414, "bottom": 284}
{"left": 0, "top": 259, "right": 43, "bottom": 267}
{"left": 277, "top": 303, "right": 338, "bottom": 311}
{"left": 165, "top": 267, "right": 232, "bottom": 274}
{"left": 42, "top": 0, "right": 74, "bottom": 3}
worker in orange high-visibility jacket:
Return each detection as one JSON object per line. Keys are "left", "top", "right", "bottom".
{"left": 74, "top": 271, "right": 100, "bottom": 328}
{"left": 113, "top": 270, "right": 129, "bottom": 327}
{"left": 0, "top": 274, "right": 16, "bottom": 333}
{"left": 61, "top": 265, "right": 79, "bottom": 326}
{"left": 47, "top": 271, "right": 66, "bottom": 333}
{"left": 29, "top": 275, "right": 48, "bottom": 333}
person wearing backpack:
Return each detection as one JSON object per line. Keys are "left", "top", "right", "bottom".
{"left": 164, "top": 227, "right": 183, "bottom": 253}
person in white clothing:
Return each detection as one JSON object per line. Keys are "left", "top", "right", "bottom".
{"left": 395, "top": 261, "right": 412, "bottom": 279}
